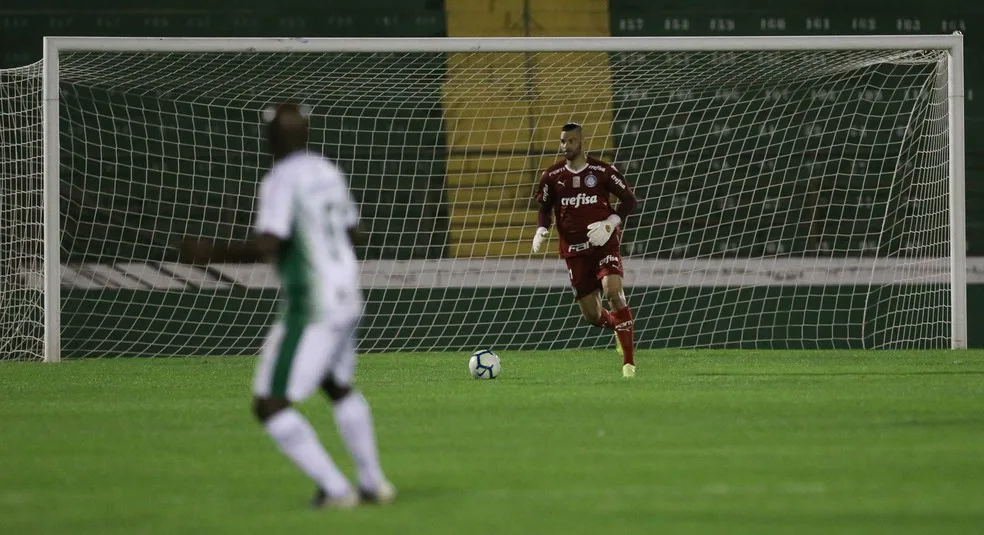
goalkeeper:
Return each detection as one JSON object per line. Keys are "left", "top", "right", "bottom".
{"left": 532, "top": 123, "right": 639, "bottom": 377}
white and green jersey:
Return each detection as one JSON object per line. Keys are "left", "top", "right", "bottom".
{"left": 254, "top": 151, "right": 362, "bottom": 325}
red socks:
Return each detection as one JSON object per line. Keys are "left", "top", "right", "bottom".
{"left": 594, "top": 307, "right": 635, "bottom": 366}
{"left": 596, "top": 309, "right": 614, "bottom": 329}
{"left": 611, "top": 307, "right": 635, "bottom": 366}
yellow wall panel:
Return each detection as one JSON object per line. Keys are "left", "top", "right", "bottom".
{"left": 446, "top": 155, "right": 534, "bottom": 174}
{"left": 528, "top": 0, "right": 610, "bottom": 37}
{"left": 445, "top": 0, "right": 527, "bottom": 37}
{"left": 443, "top": 117, "right": 532, "bottom": 149}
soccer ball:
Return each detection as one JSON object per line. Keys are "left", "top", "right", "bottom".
{"left": 468, "top": 350, "right": 501, "bottom": 380}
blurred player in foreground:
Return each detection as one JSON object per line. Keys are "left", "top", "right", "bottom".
{"left": 178, "top": 103, "right": 394, "bottom": 508}
{"left": 533, "top": 123, "right": 638, "bottom": 377}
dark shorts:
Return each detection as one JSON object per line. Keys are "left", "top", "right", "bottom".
{"left": 564, "top": 239, "right": 623, "bottom": 300}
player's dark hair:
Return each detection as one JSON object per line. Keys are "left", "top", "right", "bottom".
{"left": 562, "top": 122, "right": 582, "bottom": 132}
{"left": 266, "top": 103, "right": 309, "bottom": 160}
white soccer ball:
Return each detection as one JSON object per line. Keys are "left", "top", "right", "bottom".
{"left": 468, "top": 350, "right": 501, "bottom": 380}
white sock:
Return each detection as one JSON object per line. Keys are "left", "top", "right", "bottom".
{"left": 264, "top": 408, "right": 352, "bottom": 497}
{"left": 333, "top": 391, "right": 386, "bottom": 490}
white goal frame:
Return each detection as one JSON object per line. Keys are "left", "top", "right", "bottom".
{"left": 40, "top": 34, "right": 968, "bottom": 362}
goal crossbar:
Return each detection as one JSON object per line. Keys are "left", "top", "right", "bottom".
{"left": 44, "top": 34, "right": 965, "bottom": 53}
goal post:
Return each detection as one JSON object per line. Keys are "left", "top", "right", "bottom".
{"left": 6, "top": 34, "right": 971, "bottom": 361}
{"left": 42, "top": 40, "right": 62, "bottom": 363}
{"left": 946, "top": 37, "right": 968, "bottom": 351}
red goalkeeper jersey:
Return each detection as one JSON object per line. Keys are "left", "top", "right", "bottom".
{"left": 534, "top": 156, "right": 637, "bottom": 258}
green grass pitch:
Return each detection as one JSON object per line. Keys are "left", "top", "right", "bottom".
{"left": 2, "top": 350, "right": 984, "bottom": 535}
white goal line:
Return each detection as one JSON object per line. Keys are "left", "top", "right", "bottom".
{"left": 26, "top": 257, "right": 982, "bottom": 291}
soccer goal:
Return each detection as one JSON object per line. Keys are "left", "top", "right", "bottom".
{"left": 0, "top": 35, "right": 967, "bottom": 361}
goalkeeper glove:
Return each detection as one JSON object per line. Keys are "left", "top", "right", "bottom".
{"left": 586, "top": 215, "right": 621, "bottom": 247}
{"left": 532, "top": 227, "right": 550, "bottom": 253}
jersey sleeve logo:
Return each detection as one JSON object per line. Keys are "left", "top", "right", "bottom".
{"left": 584, "top": 174, "right": 598, "bottom": 188}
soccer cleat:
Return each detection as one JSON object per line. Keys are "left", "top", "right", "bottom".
{"left": 359, "top": 480, "right": 398, "bottom": 505}
{"left": 622, "top": 363, "right": 636, "bottom": 378}
{"left": 311, "top": 487, "right": 360, "bottom": 509}
{"left": 615, "top": 333, "right": 623, "bottom": 356}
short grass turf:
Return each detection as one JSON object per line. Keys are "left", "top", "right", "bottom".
{"left": 2, "top": 350, "right": 984, "bottom": 535}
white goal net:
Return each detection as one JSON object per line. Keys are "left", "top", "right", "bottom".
{"left": 0, "top": 62, "right": 44, "bottom": 360}
{"left": 0, "top": 37, "right": 967, "bottom": 360}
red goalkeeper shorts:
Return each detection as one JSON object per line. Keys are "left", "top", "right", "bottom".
{"left": 564, "top": 239, "right": 624, "bottom": 300}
